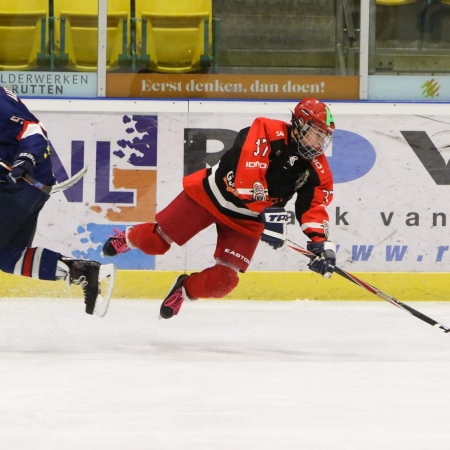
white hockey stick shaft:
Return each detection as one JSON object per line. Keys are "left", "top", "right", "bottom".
{"left": 286, "top": 239, "right": 450, "bottom": 334}
{"left": 0, "top": 161, "right": 87, "bottom": 194}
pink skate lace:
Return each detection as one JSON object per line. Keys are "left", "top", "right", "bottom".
{"left": 109, "top": 228, "right": 130, "bottom": 254}
{"left": 162, "top": 288, "right": 185, "bottom": 316}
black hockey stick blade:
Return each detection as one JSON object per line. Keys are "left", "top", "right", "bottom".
{"left": 0, "top": 161, "right": 87, "bottom": 194}
{"left": 286, "top": 239, "right": 450, "bottom": 334}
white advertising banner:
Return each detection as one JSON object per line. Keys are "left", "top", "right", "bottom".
{"left": 0, "top": 72, "right": 97, "bottom": 97}
{"left": 32, "top": 101, "right": 450, "bottom": 273}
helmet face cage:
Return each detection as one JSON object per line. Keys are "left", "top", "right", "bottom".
{"left": 293, "top": 118, "right": 333, "bottom": 160}
{"left": 291, "top": 99, "right": 335, "bottom": 160}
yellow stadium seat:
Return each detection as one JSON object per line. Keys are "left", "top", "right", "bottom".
{"left": 0, "top": 0, "right": 48, "bottom": 70}
{"left": 54, "top": 0, "right": 129, "bottom": 71}
{"left": 376, "top": 0, "right": 415, "bottom": 4}
{"left": 135, "top": 0, "right": 214, "bottom": 73}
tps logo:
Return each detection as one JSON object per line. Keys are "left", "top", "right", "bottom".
{"left": 266, "top": 212, "right": 289, "bottom": 223}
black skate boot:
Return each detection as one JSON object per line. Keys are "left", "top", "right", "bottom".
{"left": 62, "top": 258, "right": 101, "bottom": 315}
{"left": 160, "top": 274, "right": 190, "bottom": 319}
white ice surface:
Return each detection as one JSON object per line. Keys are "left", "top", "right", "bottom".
{"left": 0, "top": 298, "right": 449, "bottom": 450}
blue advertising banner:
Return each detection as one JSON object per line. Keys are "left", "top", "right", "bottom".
{"left": 369, "top": 75, "right": 450, "bottom": 101}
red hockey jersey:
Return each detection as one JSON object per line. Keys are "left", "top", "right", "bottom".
{"left": 183, "top": 117, "right": 334, "bottom": 240}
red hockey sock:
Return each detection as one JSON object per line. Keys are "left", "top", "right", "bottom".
{"left": 184, "top": 264, "right": 239, "bottom": 299}
{"left": 127, "top": 223, "right": 171, "bottom": 255}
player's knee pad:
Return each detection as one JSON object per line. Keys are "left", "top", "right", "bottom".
{"left": 184, "top": 264, "right": 239, "bottom": 299}
{"left": 127, "top": 223, "right": 171, "bottom": 255}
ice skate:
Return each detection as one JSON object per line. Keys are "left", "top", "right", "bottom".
{"left": 60, "top": 258, "right": 116, "bottom": 317}
{"left": 102, "top": 228, "right": 131, "bottom": 256}
{"left": 160, "top": 274, "right": 190, "bottom": 319}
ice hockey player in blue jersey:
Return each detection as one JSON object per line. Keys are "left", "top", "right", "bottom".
{"left": 0, "top": 87, "right": 114, "bottom": 317}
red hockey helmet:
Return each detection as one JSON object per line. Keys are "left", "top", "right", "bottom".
{"left": 291, "top": 98, "right": 335, "bottom": 160}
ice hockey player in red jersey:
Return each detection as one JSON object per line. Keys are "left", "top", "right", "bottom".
{"left": 0, "top": 87, "right": 115, "bottom": 317}
{"left": 103, "top": 98, "right": 336, "bottom": 319}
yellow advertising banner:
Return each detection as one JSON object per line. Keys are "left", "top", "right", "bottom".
{"left": 106, "top": 74, "right": 359, "bottom": 100}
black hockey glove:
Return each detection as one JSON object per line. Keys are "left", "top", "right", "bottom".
{"left": 307, "top": 240, "right": 336, "bottom": 278}
{"left": 7, "top": 153, "right": 36, "bottom": 184}
{"left": 260, "top": 207, "right": 289, "bottom": 250}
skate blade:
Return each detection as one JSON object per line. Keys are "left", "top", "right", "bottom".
{"left": 94, "top": 264, "right": 116, "bottom": 318}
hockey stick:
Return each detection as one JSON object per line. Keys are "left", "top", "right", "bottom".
{"left": 0, "top": 161, "right": 87, "bottom": 194}
{"left": 286, "top": 239, "right": 450, "bottom": 334}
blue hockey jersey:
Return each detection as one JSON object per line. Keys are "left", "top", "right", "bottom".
{"left": 0, "top": 87, "right": 55, "bottom": 186}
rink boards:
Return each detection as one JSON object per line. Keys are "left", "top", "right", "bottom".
{"left": 1, "top": 270, "right": 449, "bottom": 301}
{"left": 1, "top": 99, "right": 450, "bottom": 301}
